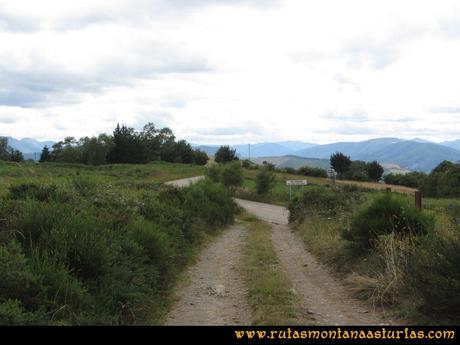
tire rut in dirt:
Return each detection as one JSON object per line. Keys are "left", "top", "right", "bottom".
{"left": 166, "top": 224, "right": 251, "bottom": 325}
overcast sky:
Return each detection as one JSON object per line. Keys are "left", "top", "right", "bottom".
{"left": 1, "top": 0, "right": 460, "bottom": 144}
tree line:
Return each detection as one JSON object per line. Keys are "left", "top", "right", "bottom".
{"left": 38, "top": 123, "right": 209, "bottom": 166}
{"left": 0, "top": 137, "right": 24, "bottom": 162}
{"left": 329, "top": 152, "right": 384, "bottom": 182}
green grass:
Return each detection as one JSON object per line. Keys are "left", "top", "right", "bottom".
{"left": 289, "top": 186, "right": 460, "bottom": 324}
{"left": 0, "top": 161, "right": 204, "bottom": 197}
{"left": 0, "top": 161, "right": 232, "bottom": 325}
{"left": 239, "top": 212, "right": 308, "bottom": 325}
{"left": 237, "top": 168, "right": 414, "bottom": 207}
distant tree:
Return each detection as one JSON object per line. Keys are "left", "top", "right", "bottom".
{"left": 330, "top": 152, "right": 352, "bottom": 179}
{"left": 0, "top": 137, "right": 9, "bottom": 160}
{"left": 255, "top": 168, "right": 276, "bottom": 195}
{"left": 344, "top": 161, "right": 368, "bottom": 181}
{"left": 39, "top": 146, "right": 52, "bottom": 162}
{"left": 297, "top": 166, "right": 328, "bottom": 178}
{"left": 215, "top": 146, "right": 238, "bottom": 164}
{"left": 193, "top": 149, "right": 209, "bottom": 166}
{"left": 0, "top": 137, "right": 23, "bottom": 162}
{"left": 141, "top": 122, "right": 161, "bottom": 161}
{"left": 80, "top": 136, "right": 109, "bottom": 166}
{"left": 108, "top": 124, "right": 147, "bottom": 164}
{"left": 366, "top": 161, "right": 384, "bottom": 182}
{"left": 175, "top": 140, "right": 195, "bottom": 164}
{"left": 9, "top": 149, "right": 24, "bottom": 162}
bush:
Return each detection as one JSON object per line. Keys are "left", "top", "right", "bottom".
{"left": 408, "top": 228, "right": 460, "bottom": 319}
{"left": 214, "top": 146, "right": 238, "bottom": 164}
{"left": 71, "top": 175, "right": 97, "bottom": 196}
{"left": 205, "top": 164, "right": 221, "bottom": 183}
{"left": 342, "top": 194, "right": 434, "bottom": 253}
{"left": 255, "top": 168, "right": 275, "bottom": 195}
{"left": 8, "top": 183, "right": 70, "bottom": 203}
{"left": 0, "top": 300, "right": 41, "bottom": 325}
{"left": 289, "top": 187, "right": 349, "bottom": 222}
{"left": 297, "top": 166, "right": 328, "bottom": 178}
{"left": 220, "top": 161, "right": 243, "bottom": 188}
{"left": 183, "top": 180, "right": 235, "bottom": 227}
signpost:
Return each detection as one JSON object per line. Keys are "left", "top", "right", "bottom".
{"left": 286, "top": 180, "right": 308, "bottom": 202}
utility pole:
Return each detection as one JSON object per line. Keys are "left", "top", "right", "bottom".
{"left": 248, "top": 144, "right": 251, "bottom": 161}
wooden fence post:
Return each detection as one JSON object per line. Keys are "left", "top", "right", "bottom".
{"left": 415, "top": 190, "right": 422, "bottom": 210}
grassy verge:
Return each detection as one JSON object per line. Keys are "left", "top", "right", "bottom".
{"left": 289, "top": 187, "right": 460, "bottom": 324}
{"left": 239, "top": 212, "right": 308, "bottom": 325}
{"left": 0, "top": 162, "right": 234, "bottom": 325}
{"left": 0, "top": 161, "right": 204, "bottom": 197}
{"left": 237, "top": 168, "right": 415, "bottom": 207}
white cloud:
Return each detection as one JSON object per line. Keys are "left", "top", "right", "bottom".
{"left": 0, "top": 0, "right": 460, "bottom": 144}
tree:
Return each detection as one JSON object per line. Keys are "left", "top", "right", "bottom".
{"left": 255, "top": 168, "right": 275, "bottom": 195}
{"left": 214, "top": 146, "right": 238, "bottom": 164}
{"left": 0, "top": 137, "right": 9, "bottom": 160}
{"left": 9, "top": 149, "right": 23, "bottom": 162}
{"left": 330, "top": 152, "right": 351, "bottom": 179}
{"left": 0, "top": 137, "right": 23, "bottom": 162}
{"left": 366, "top": 161, "right": 384, "bottom": 182}
{"left": 108, "top": 124, "right": 147, "bottom": 164}
{"left": 39, "top": 146, "right": 52, "bottom": 162}
{"left": 221, "top": 161, "right": 243, "bottom": 188}
{"left": 344, "top": 161, "right": 368, "bottom": 181}
{"left": 193, "top": 149, "right": 209, "bottom": 166}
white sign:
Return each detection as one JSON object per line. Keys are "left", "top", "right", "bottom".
{"left": 286, "top": 180, "right": 308, "bottom": 186}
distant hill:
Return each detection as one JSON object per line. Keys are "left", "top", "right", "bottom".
{"left": 4, "top": 137, "right": 55, "bottom": 160}
{"left": 192, "top": 141, "right": 317, "bottom": 159}
{"left": 251, "top": 155, "right": 330, "bottom": 170}
{"left": 441, "top": 139, "right": 460, "bottom": 151}
{"left": 295, "top": 138, "right": 460, "bottom": 173}
{"left": 251, "top": 155, "right": 411, "bottom": 175}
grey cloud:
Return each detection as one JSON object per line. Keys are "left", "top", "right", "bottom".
{"left": 0, "top": 114, "right": 17, "bottom": 124}
{"left": 322, "top": 109, "right": 369, "bottom": 122}
{"left": 343, "top": 38, "right": 400, "bottom": 70}
{"left": 331, "top": 124, "right": 377, "bottom": 136}
{"left": 0, "top": 0, "right": 281, "bottom": 33}
{"left": 195, "top": 126, "right": 266, "bottom": 136}
{"left": 430, "top": 106, "right": 460, "bottom": 114}
{"left": 0, "top": 51, "right": 210, "bottom": 108}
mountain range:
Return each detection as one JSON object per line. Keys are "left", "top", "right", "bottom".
{"left": 3, "top": 136, "right": 460, "bottom": 173}
{"left": 4, "top": 137, "right": 55, "bottom": 161}
{"left": 194, "top": 137, "right": 460, "bottom": 173}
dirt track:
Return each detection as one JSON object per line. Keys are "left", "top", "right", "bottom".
{"left": 165, "top": 224, "right": 251, "bottom": 325}
{"left": 165, "top": 177, "right": 396, "bottom": 325}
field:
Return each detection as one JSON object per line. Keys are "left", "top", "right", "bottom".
{"left": 238, "top": 168, "right": 417, "bottom": 206}
{"left": 0, "top": 161, "right": 204, "bottom": 196}
{"left": 0, "top": 161, "right": 234, "bottom": 325}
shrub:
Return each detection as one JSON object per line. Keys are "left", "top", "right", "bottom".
{"left": 408, "top": 228, "right": 460, "bottom": 319}
{"left": 283, "top": 167, "right": 296, "bottom": 175}
{"left": 71, "top": 175, "right": 97, "bottom": 196}
{"left": 255, "top": 168, "right": 275, "bottom": 195}
{"left": 342, "top": 194, "right": 434, "bottom": 253}
{"left": 183, "top": 180, "right": 235, "bottom": 227}
{"left": 289, "top": 187, "right": 349, "bottom": 222}
{"left": 214, "top": 146, "right": 238, "bottom": 163}
{"left": 220, "top": 161, "right": 243, "bottom": 188}
{"left": 8, "top": 183, "right": 70, "bottom": 203}
{"left": 205, "top": 164, "right": 221, "bottom": 183}
{"left": 126, "top": 217, "right": 174, "bottom": 280}
{"left": 0, "top": 300, "right": 42, "bottom": 325}
{"left": 297, "top": 166, "right": 328, "bottom": 178}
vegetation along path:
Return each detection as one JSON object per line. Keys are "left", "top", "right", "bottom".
{"left": 235, "top": 198, "right": 396, "bottom": 325}
{"left": 166, "top": 177, "right": 397, "bottom": 325}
